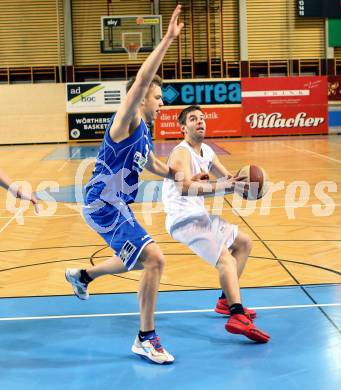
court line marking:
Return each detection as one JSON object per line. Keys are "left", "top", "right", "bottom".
{"left": 0, "top": 210, "right": 23, "bottom": 234}
{"left": 280, "top": 142, "right": 341, "bottom": 164}
{"left": 0, "top": 303, "right": 340, "bottom": 321}
{"left": 57, "top": 147, "right": 82, "bottom": 172}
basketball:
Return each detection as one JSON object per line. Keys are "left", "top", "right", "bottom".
{"left": 236, "top": 165, "right": 269, "bottom": 200}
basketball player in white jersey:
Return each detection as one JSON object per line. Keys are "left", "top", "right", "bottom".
{"left": 162, "top": 105, "right": 270, "bottom": 343}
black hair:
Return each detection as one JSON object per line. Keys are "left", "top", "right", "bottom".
{"left": 178, "top": 105, "right": 203, "bottom": 126}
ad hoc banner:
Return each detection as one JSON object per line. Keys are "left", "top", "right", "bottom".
{"left": 66, "top": 81, "right": 127, "bottom": 113}
{"left": 66, "top": 81, "right": 127, "bottom": 141}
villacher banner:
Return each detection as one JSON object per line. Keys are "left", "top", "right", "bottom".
{"left": 243, "top": 107, "right": 327, "bottom": 136}
{"left": 241, "top": 76, "right": 328, "bottom": 135}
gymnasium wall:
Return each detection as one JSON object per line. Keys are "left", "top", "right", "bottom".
{"left": 72, "top": 0, "right": 152, "bottom": 65}
{"left": 0, "top": 0, "right": 338, "bottom": 71}
{"left": 0, "top": 0, "right": 64, "bottom": 67}
{"left": 56, "top": 0, "right": 337, "bottom": 65}
{"left": 0, "top": 1, "right": 340, "bottom": 145}
{"left": 0, "top": 84, "right": 67, "bottom": 144}
{"left": 0, "top": 75, "right": 339, "bottom": 145}
{"left": 247, "top": 0, "right": 324, "bottom": 60}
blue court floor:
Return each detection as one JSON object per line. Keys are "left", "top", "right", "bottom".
{"left": 0, "top": 284, "right": 340, "bottom": 390}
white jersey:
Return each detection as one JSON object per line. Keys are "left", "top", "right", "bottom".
{"left": 162, "top": 140, "right": 215, "bottom": 232}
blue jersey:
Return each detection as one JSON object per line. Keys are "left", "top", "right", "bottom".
{"left": 85, "top": 115, "right": 153, "bottom": 205}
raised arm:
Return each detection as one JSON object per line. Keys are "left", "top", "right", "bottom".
{"left": 109, "top": 5, "right": 184, "bottom": 142}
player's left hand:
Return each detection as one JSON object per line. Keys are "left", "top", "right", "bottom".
{"left": 231, "top": 174, "right": 249, "bottom": 197}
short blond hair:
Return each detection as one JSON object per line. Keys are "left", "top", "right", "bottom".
{"left": 126, "top": 74, "right": 162, "bottom": 93}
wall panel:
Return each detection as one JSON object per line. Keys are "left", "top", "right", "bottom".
{"left": 247, "top": 0, "right": 324, "bottom": 60}
{"left": 0, "top": 0, "right": 64, "bottom": 67}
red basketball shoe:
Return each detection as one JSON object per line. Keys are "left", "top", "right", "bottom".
{"left": 225, "top": 314, "right": 270, "bottom": 343}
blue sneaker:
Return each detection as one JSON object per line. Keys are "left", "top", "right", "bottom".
{"left": 65, "top": 268, "right": 89, "bottom": 300}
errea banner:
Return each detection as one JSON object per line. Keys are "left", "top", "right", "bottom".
{"left": 242, "top": 76, "right": 328, "bottom": 135}
{"left": 162, "top": 79, "right": 241, "bottom": 106}
{"left": 66, "top": 81, "right": 127, "bottom": 113}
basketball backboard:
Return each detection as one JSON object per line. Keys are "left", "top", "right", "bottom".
{"left": 100, "top": 15, "right": 162, "bottom": 57}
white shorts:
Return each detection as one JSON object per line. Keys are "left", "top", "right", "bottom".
{"left": 170, "top": 214, "right": 238, "bottom": 266}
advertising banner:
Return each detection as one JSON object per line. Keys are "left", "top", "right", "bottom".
{"left": 242, "top": 76, "right": 326, "bottom": 107}
{"left": 66, "top": 81, "right": 127, "bottom": 113}
{"left": 243, "top": 106, "right": 327, "bottom": 136}
{"left": 155, "top": 107, "right": 242, "bottom": 139}
{"left": 68, "top": 112, "right": 113, "bottom": 141}
{"left": 242, "top": 76, "right": 328, "bottom": 135}
{"left": 328, "top": 76, "right": 341, "bottom": 101}
{"left": 162, "top": 79, "right": 241, "bottom": 106}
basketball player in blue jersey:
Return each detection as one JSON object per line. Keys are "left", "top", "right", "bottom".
{"left": 65, "top": 6, "right": 244, "bottom": 364}
{"left": 0, "top": 169, "right": 39, "bottom": 212}
{"left": 162, "top": 105, "right": 270, "bottom": 343}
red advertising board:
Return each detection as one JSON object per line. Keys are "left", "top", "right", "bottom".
{"left": 243, "top": 106, "right": 328, "bottom": 136}
{"left": 242, "top": 76, "right": 327, "bottom": 106}
{"left": 242, "top": 76, "right": 328, "bottom": 135}
{"left": 155, "top": 107, "right": 242, "bottom": 139}
{"left": 328, "top": 76, "right": 341, "bottom": 101}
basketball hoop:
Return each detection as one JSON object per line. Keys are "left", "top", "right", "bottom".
{"left": 126, "top": 43, "right": 139, "bottom": 60}
{"left": 100, "top": 16, "right": 162, "bottom": 54}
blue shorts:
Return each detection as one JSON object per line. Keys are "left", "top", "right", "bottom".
{"left": 83, "top": 199, "right": 153, "bottom": 270}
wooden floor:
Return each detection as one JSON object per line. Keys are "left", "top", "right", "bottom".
{"left": 0, "top": 135, "right": 340, "bottom": 298}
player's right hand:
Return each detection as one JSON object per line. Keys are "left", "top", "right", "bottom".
{"left": 166, "top": 5, "right": 184, "bottom": 40}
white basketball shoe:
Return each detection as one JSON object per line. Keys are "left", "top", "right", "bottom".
{"left": 131, "top": 335, "right": 175, "bottom": 364}
{"left": 65, "top": 268, "right": 89, "bottom": 300}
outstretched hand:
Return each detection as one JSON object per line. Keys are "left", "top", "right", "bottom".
{"left": 229, "top": 174, "right": 249, "bottom": 195}
{"left": 166, "top": 5, "right": 184, "bottom": 40}
{"left": 229, "top": 174, "right": 247, "bottom": 183}
{"left": 219, "top": 174, "right": 248, "bottom": 195}
{"left": 10, "top": 186, "right": 40, "bottom": 214}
